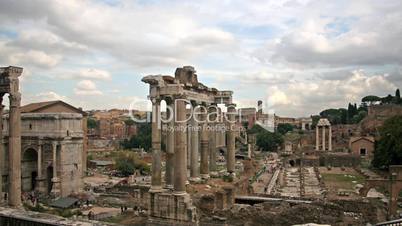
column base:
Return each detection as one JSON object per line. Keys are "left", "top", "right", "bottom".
{"left": 148, "top": 190, "right": 197, "bottom": 224}
{"left": 36, "top": 177, "right": 47, "bottom": 194}
{"left": 200, "top": 174, "right": 210, "bottom": 180}
{"left": 210, "top": 171, "right": 219, "bottom": 178}
{"left": 226, "top": 172, "right": 236, "bottom": 181}
{"left": 51, "top": 177, "right": 61, "bottom": 197}
{"left": 188, "top": 177, "right": 201, "bottom": 183}
{"left": 164, "top": 184, "right": 174, "bottom": 190}
{"left": 149, "top": 186, "right": 163, "bottom": 193}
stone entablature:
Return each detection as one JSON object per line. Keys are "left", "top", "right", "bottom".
{"left": 3, "top": 113, "right": 83, "bottom": 138}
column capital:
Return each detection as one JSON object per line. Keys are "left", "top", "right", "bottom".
{"left": 173, "top": 93, "right": 187, "bottom": 100}
{"left": 150, "top": 97, "right": 161, "bottom": 104}
{"left": 9, "top": 92, "right": 21, "bottom": 107}
{"left": 226, "top": 103, "right": 237, "bottom": 108}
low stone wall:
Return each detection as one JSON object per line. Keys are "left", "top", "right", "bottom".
{"left": 319, "top": 153, "right": 361, "bottom": 167}
{"left": 0, "top": 207, "right": 114, "bottom": 226}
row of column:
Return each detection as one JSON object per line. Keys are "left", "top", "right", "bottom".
{"left": 36, "top": 141, "right": 61, "bottom": 195}
{"left": 315, "top": 125, "right": 332, "bottom": 151}
{"left": 150, "top": 97, "right": 236, "bottom": 194}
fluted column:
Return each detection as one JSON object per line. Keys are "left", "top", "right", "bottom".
{"left": 328, "top": 125, "right": 332, "bottom": 151}
{"left": 209, "top": 105, "right": 218, "bottom": 176}
{"left": 189, "top": 104, "right": 200, "bottom": 181}
{"left": 51, "top": 142, "right": 61, "bottom": 196}
{"left": 186, "top": 120, "right": 190, "bottom": 169}
{"left": 315, "top": 126, "right": 319, "bottom": 151}
{"left": 36, "top": 142, "right": 46, "bottom": 193}
{"left": 165, "top": 99, "right": 174, "bottom": 189}
{"left": 0, "top": 96, "right": 3, "bottom": 202}
{"left": 226, "top": 105, "right": 236, "bottom": 176}
{"left": 174, "top": 97, "right": 187, "bottom": 193}
{"left": 322, "top": 126, "right": 326, "bottom": 151}
{"left": 150, "top": 98, "right": 162, "bottom": 191}
{"left": 200, "top": 105, "right": 210, "bottom": 179}
{"left": 9, "top": 92, "right": 22, "bottom": 206}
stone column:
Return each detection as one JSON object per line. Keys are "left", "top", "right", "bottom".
{"left": 189, "top": 104, "right": 200, "bottom": 182}
{"left": 315, "top": 126, "right": 319, "bottom": 151}
{"left": 0, "top": 97, "right": 3, "bottom": 201}
{"left": 200, "top": 105, "right": 210, "bottom": 179}
{"left": 174, "top": 98, "right": 187, "bottom": 193}
{"left": 226, "top": 105, "right": 236, "bottom": 176}
{"left": 36, "top": 142, "right": 46, "bottom": 193}
{"left": 82, "top": 116, "right": 88, "bottom": 176}
{"left": 51, "top": 142, "right": 61, "bottom": 196}
{"left": 165, "top": 100, "right": 175, "bottom": 189}
{"left": 8, "top": 92, "right": 22, "bottom": 207}
{"left": 0, "top": 96, "right": 3, "bottom": 201}
{"left": 328, "top": 126, "right": 332, "bottom": 151}
{"left": 186, "top": 121, "right": 190, "bottom": 170}
{"left": 150, "top": 98, "right": 162, "bottom": 191}
{"left": 209, "top": 105, "right": 218, "bottom": 176}
{"left": 322, "top": 126, "right": 326, "bottom": 151}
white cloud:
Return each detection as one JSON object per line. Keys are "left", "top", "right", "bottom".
{"left": 74, "top": 80, "right": 103, "bottom": 96}
{"left": 9, "top": 50, "right": 62, "bottom": 68}
{"left": 264, "top": 70, "right": 397, "bottom": 117}
{"left": 22, "top": 91, "right": 70, "bottom": 106}
{"left": 74, "top": 68, "right": 111, "bottom": 80}
{"left": 1, "top": 0, "right": 402, "bottom": 114}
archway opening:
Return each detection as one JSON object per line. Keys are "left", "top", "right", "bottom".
{"left": 21, "top": 148, "right": 38, "bottom": 192}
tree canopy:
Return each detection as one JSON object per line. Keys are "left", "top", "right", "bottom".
{"left": 361, "top": 95, "right": 381, "bottom": 105}
{"left": 277, "top": 123, "right": 294, "bottom": 135}
{"left": 121, "top": 123, "right": 151, "bottom": 151}
{"left": 372, "top": 115, "right": 402, "bottom": 170}
{"left": 115, "top": 152, "right": 150, "bottom": 176}
{"left": 249, "top": 125, "right": 283, "bottom": 152}
{"left": 87, "top": 117, "right": 97, "bottom": 129}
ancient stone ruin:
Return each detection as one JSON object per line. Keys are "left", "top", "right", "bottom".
{"left": 142, "top": 66, "right": 236, "bottom": 225}
{"left": 0, "top": 66, "right": 23, "bottom": 207}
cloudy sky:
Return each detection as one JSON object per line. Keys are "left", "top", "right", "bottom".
{"left": 0, "top": 0, "right": 401, "bottom": 117}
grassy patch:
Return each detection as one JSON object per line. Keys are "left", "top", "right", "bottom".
{"left": 321, "top": 173, "right": 365, "bottom": 189}
{"left": 102, "top": 213, "right": 127, "bottom": 224}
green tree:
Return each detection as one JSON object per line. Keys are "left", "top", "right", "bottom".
{"left": 311, "top": 115, "right": 320, "bottom": 128}
{"left": 372, "top": 115, "right": 402, "bottom": 169}
{"left": 362, "top": 95, "right": 381, "bottom": 106}
{"left": 124, "top": 119, "right": 135, "bottom": 126}
{"left": 381, "top": 94, "right": 394, "bottom": 104}
{"left": 277, "top": 123, "right": 294, "bottom": 135}
{"left": 121, "top": 123, "right": 152, "bottom": 151}
{"left": 256, "top": 130, "right": 283, "bottom": 152}
{"left": 87, "top": 117, "right": 97, "bottom": 129}
{"left": 249, "top": 125, "right": 283, "bottom": 152}
{"left": 115, "top": 152, "right": 150, "bottom": 176}
{"left": 320, "top": 108, "right": 346, "bottom": 124}
{"left": 395, "top": 89, "right": 401, "bottom": 104}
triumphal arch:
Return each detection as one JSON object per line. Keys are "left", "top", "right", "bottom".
{"left": 142, "top": 66, "right": 236, "bottom": 225}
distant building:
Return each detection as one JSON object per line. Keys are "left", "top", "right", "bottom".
{"left": 274, "top": 115, "right": 313, "bottom": 131}
{"left": 238, "top": 108, "right": 256, "bottom": 129}
{"left": 349, "top": 136, "right": 375, "bottom": 159}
